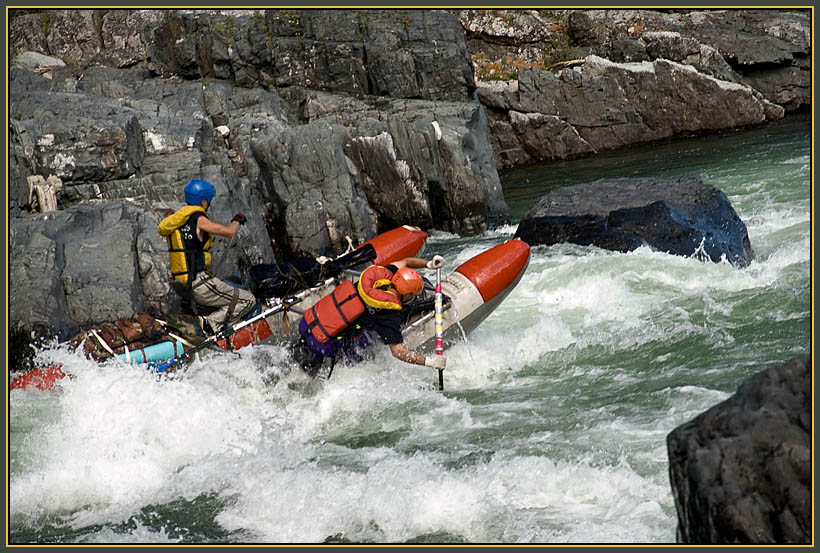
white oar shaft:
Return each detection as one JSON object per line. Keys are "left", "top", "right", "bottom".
{"left": 435, "top": 268, "right": 443, "bottom": 355}
{"left": 435, "top": 267, "right": 444, "bottom": 391}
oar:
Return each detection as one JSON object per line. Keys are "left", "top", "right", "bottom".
{"left": 434, "top": 266, "right": 444, "bottom": 391}
{"left": 152, "top": 296, "right": 302, "bottom": 374}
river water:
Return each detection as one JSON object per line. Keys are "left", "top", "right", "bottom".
{"left": 8, "top": 113, "right": 811, "bottom": 544}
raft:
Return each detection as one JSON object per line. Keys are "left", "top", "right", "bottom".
{"left": 10, "top": 233, "right": 531, "bottom": 390}
{"left": 402, "top": 239, "right": 531, "bottom": 351}
{"left": 9, "top": 226, "right": 430, "bottom": 391}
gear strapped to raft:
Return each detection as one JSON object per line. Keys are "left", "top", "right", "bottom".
{"left": 69, "top": 312, "right": 168, "bottom": 361}
{"left": 248, "top": 243, "right": 377, "bottom": 300}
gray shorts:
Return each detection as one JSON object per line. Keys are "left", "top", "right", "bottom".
{"left": 191, "top": 272, "right": 256, "bottom": 328}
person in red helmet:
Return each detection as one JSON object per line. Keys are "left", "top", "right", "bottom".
{"left": 295, "top": 254, "right": 446, "bottom": 374}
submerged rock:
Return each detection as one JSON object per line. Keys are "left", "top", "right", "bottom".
{"left": 667, "top": 355, "right": 811, "bottom": 544}
{"left": 514, "top": 176, "right": 754, "bottom": 266}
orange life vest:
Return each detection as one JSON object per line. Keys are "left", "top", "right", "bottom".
{"left": 302, "top": 265, "right": 403, "bottom": 343}
{"left": 303, "top": 280, "right": 366, "bottom": 343}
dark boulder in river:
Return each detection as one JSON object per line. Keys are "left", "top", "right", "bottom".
{"left": 514, "top": 176, "right": 754, "bottom": 266}
{"left": 666, "top": 354, "right": 811, "bottom": 543}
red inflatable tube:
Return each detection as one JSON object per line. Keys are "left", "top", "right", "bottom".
{"left": 455, "top": 239, "right": 531, "bottom": 303}
{"left": 9, "top": 365, "right": 70, "bottom": 391}
{"left": 358, "top": 225, "right": 428, "bottom": 266}
{"left": 216, "top": 318, "right": 274, "bottom": 350}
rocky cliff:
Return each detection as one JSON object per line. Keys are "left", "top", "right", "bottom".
{"left": 8, "top": 9, "right": 507, "bottom": 340}
{"left": 459, "top": 9, "right": 809, "bottom": 169}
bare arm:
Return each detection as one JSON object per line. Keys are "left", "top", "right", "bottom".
{"left": 389, "top": 342, "right": 447, "bottom": 369}
{"left": 198, "top": 216, "right": 240, "bottom": 239}
{"left": 389, "top": 342, "right": 427, "bottom": 366}
{"left": 391, "top": 257, "right": 429, "bottom": 270}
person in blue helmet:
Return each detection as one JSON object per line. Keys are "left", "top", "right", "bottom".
{"left": 158, "top": 179, "right": 256, "bottom": 333}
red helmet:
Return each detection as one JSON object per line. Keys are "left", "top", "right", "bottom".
{"left": 391, "top": 268, "right": 423, "bottom": 296}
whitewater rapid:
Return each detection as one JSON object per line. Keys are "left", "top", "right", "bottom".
{"left": 9, "top": 115, "right": 810, "bottom": 544}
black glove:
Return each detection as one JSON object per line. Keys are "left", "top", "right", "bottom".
{"left": 232, "top": 212, "right": 247, "bottom": 225}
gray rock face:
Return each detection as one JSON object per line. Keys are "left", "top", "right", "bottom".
{"left": 640, "top": 31, "right": 741, "bottom": 84}
{"left": 247, "top": 94, "right": 509, "bottom": 258}
{"left": 250, "top": 121, "right": 380, "bottom": 258}
{"left": 667, "top": 355, "right": 811, "bottom": 544}
{"left": 9, "top": 9, "right": 166, "bottom": 69}
{"left": 8, "top": 8, "right": 508, "bottom": 342}
{"left": 480, "top": 56, "right": 784, "bottom": 170}
{"left": 514, "top": 176, "right": 754, "bottom": 267}
{"left": 464, "top": 8, "right": 807, "bottom": 170}
{"left": 141, "top": 9, "right": 475, "bottom": 103}
{"left": 457, "top": 8, "right": 560, "bottom": 82}
{"left": 566, "top": 9, "right": 810, "bottom": 111}
{"left": 9, "top": 203, "right": 176, "bottom": 338}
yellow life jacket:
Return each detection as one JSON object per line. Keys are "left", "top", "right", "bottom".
{"left": 357, "top": 265, "right": 402, "bottom": 310}
{"left": 157, "top": 206, "right": 213, "bottom": 284}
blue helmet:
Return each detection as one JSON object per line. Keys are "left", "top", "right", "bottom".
{"left": 184, "top": 179, "right": 216, "bottom": 206}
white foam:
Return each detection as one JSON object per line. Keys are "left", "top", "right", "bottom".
{"left": 214, "top": 449, "right": 673, "bottom": 543}
{"left": 10, "top": 345, "right": 306, "bottom": 524}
